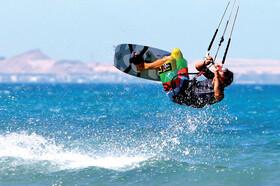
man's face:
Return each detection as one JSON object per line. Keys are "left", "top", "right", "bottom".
{"left": 218, "top": 70, "right": 226, "bottom": 83}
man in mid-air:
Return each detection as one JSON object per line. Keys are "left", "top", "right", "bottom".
{"left": 134, "top": 48, "right": 234, "bottom": 108}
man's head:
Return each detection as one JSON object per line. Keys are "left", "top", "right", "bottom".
{"left": 220, "top": 68, "right": 234, "bottom": 87}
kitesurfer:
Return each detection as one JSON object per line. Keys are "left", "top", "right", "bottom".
{"left": 134, "top": 48, "right": 233, "bottom": 108}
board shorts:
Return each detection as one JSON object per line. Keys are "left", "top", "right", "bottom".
{"left": 166, "top": 77, "right": 217, "bottom": 108}
{"left": 166, "top": 76, "right": 189, "bottom": 103}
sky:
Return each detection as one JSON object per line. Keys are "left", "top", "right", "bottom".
{"left": 0, "top": 0, "right": 279, "bottom": 63}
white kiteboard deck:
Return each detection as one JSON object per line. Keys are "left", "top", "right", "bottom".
{"left": 114, "top": 44, "right": 171, "bottom": 81}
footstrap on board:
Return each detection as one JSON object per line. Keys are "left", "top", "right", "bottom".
{"left": 124, "top": 44, "right": 149, "bottom": 74}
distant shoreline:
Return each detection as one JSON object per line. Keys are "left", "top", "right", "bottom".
{"left": 0, "top": 49, "right": 279, "bottom": 84}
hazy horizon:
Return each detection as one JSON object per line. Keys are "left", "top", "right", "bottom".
{"left": 1, "top": 48, "right": 279, "bottom": 63}
{"left": 0, "top": 49, "right": 279, "bottom": 84}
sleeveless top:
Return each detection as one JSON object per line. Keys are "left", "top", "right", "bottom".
{"left": 158, "top": 49, "right": 220, "bottom": 108}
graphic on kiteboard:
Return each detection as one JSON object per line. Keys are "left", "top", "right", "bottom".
{"left": 114, "top": 44, "right": 170, "bottom": 81}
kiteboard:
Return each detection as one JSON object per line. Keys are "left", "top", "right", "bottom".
{"left": 114, "top": 44, "right": 170, "bottom": 81}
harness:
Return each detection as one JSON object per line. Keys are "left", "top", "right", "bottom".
{"left": 162, "top": 68, "right": 188, "bottom": 91}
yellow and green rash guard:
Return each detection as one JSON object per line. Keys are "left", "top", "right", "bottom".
{"left": 159, "top": 48, "right": 188, "bottom": 90}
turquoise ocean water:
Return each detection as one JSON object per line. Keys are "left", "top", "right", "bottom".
{"left": 0, "top": 83, "right": 279, "bottom": 186}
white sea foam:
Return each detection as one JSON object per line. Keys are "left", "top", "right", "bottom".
{"left": 0, "top": 132, "right": 149, "bottom": 171}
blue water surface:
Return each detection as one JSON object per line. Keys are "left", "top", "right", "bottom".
{"left": 0, "top": 83, "right": 279, "bottom": 186}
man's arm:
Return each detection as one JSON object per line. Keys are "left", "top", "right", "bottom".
{"left": 137, "top": 56, "right": 172, "bottom": 71}
{"left": 195, "top": 56, "right": 213, "bottom": 71}
{"left": 213, "top": 70, "right": 224, "bottom": 101}
{"left": 195, "top": 56, "right": 215, "bottom": 79}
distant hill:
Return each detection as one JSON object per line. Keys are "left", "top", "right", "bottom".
{"left": 0, "top": 50, "right": 279, "bottom": 84}
{"left": 0, "top": 50, "right": 55, "bottom": 74}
